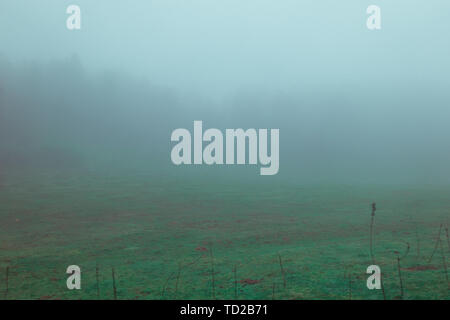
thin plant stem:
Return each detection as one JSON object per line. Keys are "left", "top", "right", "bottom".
{"left": 349, "top": 276, "right": 352, "bottom": 300}
{"left": 209, "top": 243, "right": 215, "bottom": 299}
{"left": 174, "top": 262, "right": 182, "bottom": 299}
{"left": 370, "top": 203, "right": 376, "bottom": 265}
{"left": 439, "top": 238, "right": 449, "bottom": 288}
{"left": 445, "top": 227, "right": 450, "bottom": 252}
{"left": 95, "top": 263, "right": 100, "bottom": 299}
{"left": 397, "top": 256, "right": 404, "bottom": 299}
{"left": 272, "top": 282, "right": 275, "bottom": 300}
{"left": 428, "top": 224, "right": 443, "bottom": 263}
{"left": 278, "top": 253, "right": 286, "bottom": 289}
{"left": 161, "top": 271, "right": 175, "bottom": 299}
{"left": 112, "top": 268, "right": 117, "bottom": 300}
{"left": 233, "top": 265, "right": 237, "bottom": 299}
{"left": 161, "top": 255, "right": 203, "bottom": 299}
{"left": 369, "top": 203, "right": 386, "bottom": 300}
{"left": 415, "top": 221, "right": 420, "bottom": 259}
{"left": 5, "top": 266, "right": 9, "bottom": 300}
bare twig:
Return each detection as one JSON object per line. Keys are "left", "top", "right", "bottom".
{"left": 161, "top": 271, "right": 175, "bottom": 298}
{"left": 401, "top": 242, "right": 410, "bottom": 260}
{"left": 272, "top": 282, "right": 275, "bottom": 300}
{"left": 370, "top": 203, "right": 376, "bottom": 265}
{"left": 5, "top": 266, "right": 9, "bottom": 300}
{"left": 396, "top": 256, "right": 404, "bottom": 299}
{"left": 112, "top": 268, "right": 117, "bottom": 300}
{"left": 414, "top": 221, "right": 421, "bottom": 258}
{"left": 445, "top": 227, "right": 450, "bottom": 252}
{"left": 348, "top": 276, "right": 352, "bottom": 300}
{"left": 233, "top": 265, "right": 238, "bottom": 299}
{"left": 95, "top": 263, "right": 100, "bottom": 299}
{"left": 278, "top": 253, "right": 286, "bottom": 289}
{"left": 380, "top": 272, "right": 386, "bottom": 300}
{"left": 394, "top": 241, "right": 409, "bottom": 299}
{"left": 428, "top": 224, "right": 443, "bottom": 263}
{"left": 368, "top": 203, "right": 386, "bottom": 300}
{"left": 161, "top": 254, "right": 203, "bottom": 299}
{"left": 439, "top": 238, "right": 449, "bottom": 288}
{"left": 344, "top": 266, "right": 352, "bottom": 300}
{"left": 174, "top": 262, "right": 182, "bottom": 299}
{"left": 210, "top": 243, "right": 216, "bottom": 299}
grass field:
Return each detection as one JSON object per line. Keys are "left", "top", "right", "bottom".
{"left": 0, "top": 170, "right": 449, "bottom": 300}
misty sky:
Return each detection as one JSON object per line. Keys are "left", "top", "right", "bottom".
{"left": 1, "top": 1, "right": 449, "bottom": 97}
{"left": 1, "top": 1, "right": 450, "bottom": 184}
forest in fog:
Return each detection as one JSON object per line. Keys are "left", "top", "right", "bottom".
{"left": 1, "top": 54, "right": 450, "bottom": 184}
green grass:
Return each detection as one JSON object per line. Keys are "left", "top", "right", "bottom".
{"left": 0, "top": 170, "right": 449, "bottom": 300}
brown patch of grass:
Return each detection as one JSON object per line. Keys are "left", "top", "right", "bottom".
{"left": 402, "top": 265, "right": 438, "bottom": 271}
{"left": 239, "top": 278, "right": 263, "bottom": 286}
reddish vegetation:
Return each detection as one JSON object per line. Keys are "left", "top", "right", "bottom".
{"left": 239, "top": 278, "right": 263, "bottom": 285}
{"left": 195, "top": 246, "right": 208, "bottom": 252}
{"left": 403, "top": 265, "right": 438, "bottom": 271}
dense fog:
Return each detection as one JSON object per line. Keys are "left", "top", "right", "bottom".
{"left": 1, "top": 1, "right": 450, "bottom": 184}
